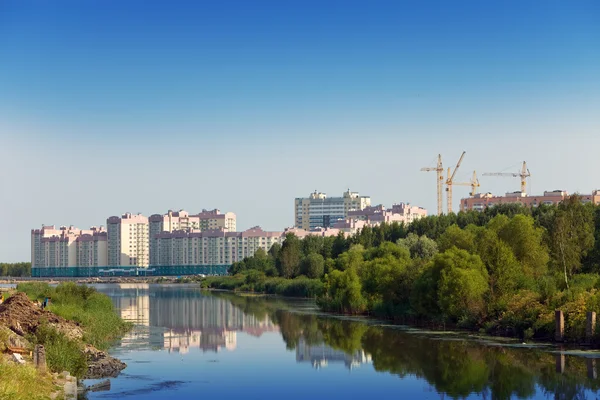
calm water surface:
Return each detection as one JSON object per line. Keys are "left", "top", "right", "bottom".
{"left": 86, "top": 284, "right": 600, "bottom": 400}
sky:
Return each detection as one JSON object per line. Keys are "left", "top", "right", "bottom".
{"left": 1, "top": 0, "right": 599, "bottom": 262}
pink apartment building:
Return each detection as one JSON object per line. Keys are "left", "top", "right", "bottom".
{"left": 460, "top": 190, "right": 600, "bottom": 212}
{"left": 344, "top": 203, "right": 428, "bottom": 226}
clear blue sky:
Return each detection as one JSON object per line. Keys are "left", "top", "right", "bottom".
{"left": 1, "top": 1, "right": 599, "bottom": 261}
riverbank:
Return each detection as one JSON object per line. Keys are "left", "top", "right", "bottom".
{"left": 0, "top": 283, "right": 131, "bottom": 399}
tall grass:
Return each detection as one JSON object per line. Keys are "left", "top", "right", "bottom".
{"left": 17, "top": 282, "right": 132, "bottom": 350}
{"left": 0, "top": 357, "right": 57, "bottom": 400}
{"left": 30, "top": 322, "right": 88, "bottom": 379}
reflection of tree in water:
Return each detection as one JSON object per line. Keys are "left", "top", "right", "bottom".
{"left": 210, "top": 292, "right": 600, "bottom": 399}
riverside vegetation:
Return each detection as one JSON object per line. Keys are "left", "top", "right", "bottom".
{"left": 0, "top": 282, "right": 131, "bottom": 400}
{"left": 203, "top": 195, "right": 600, "bottom": 342}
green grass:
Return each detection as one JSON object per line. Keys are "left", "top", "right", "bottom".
{"left": 17, "top": 282, "right": 132, "bottom": 350}
{"left": 201, "top": 274, "right": 324, "bottom": 298}
{"left": 0, "top": 357, "right": 58, "bottom": 400}
{"left": 15, "top": 282, "right": 132, "bottom": 378}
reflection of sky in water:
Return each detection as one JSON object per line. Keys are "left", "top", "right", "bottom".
{"left": 87, "top": 284, "right": 600, "bottom": 400}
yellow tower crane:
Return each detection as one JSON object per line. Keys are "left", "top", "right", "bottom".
{"left": 452, "top": 171, "right": 481, "bottom": 211}
{"left": 482, "top": 161, "right": 531, "bottom": 195}
{"left": 445, "top": 151, "right": 466, "bottom": 214}
{"left": 420, "top": 154, "right": 444, "bottom": 216}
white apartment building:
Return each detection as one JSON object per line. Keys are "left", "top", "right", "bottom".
{"left": 152, "top": 226, "right": 283, "bottom": 266}
{"left": 149, "top": 209, "right": 237, "bottom": 265}
{"left": 31, "top": 225, "right": 107, "bottom": 267}
{"left": 295, "top": 189, "right": 371, "bottom": 230}
{"left": 107, "top": 213, "right": 149, "bottom": 267}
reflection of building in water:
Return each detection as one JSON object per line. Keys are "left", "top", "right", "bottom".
{"left": 107, "top": 285, "right": 278, "bottom": 354}
{"left": 163, "top": 329, "right": 237, "bottom": 354}
{"left": 296, "top": 337, "right": 372, "bottom": 370}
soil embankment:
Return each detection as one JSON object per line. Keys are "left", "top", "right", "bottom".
{"left": 0, "top": 292, "right": 126, "bottom": 379}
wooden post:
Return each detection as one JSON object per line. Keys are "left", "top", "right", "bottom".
{"left": 555, "top": 310, "right": 564, "bottom": 342}
{"left": 587, "top": 358, "right": 597, "bottom": 380}
{"left": 34, "top": 345, "right": 46, "bottom": 372}
{"left": 556, "top": 353, "right": 565, "bottom": 374}
{"left": 587, "top": 312, "right": 596, "bottom": 343}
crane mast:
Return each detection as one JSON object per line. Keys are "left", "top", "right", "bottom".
{"left": 445, "top": 151, "right": 466, "bottom": 214}
{"left": 421, "top": 154, "right": 444, "bottom": 216}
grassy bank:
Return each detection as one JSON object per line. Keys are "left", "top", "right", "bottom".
{"left": 0, "top": 357, "right": 58, "bottom": 400}
{"left": 201, "top": 273, "right": 324, "bottom": 298}
{"left": 16, "top": 282, "right": 131, "bottom": 378}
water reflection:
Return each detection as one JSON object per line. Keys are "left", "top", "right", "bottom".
{"left": 95, "top": 284, "right": 600, "bottom": 400}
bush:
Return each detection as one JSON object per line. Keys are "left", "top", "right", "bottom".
{"left": 30, "top": 322, "right": 88, "bottom": 379}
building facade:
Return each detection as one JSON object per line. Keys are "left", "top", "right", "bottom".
{"left": 149, "top": 209, "right": 237, "bottom": 265}
{"left": 31, "top": 225, "right": 106, "bottom": 268}
{"left": 295, "top": 189, "right": 371, "bottom": 230}
{"left": 152, "top": 226, "right": 283, "bottom": 267}
{"left": 460, "top": 190, "right": 600, "bottom": 212}
{"left": 107, "top": 213, "right": 149, "bottom": 267}
{"left": 345, "top": 203, "right": 427, "bottom": 226}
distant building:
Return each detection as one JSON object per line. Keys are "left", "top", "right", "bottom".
{"left": 149, "top": 209, "right": 237, "bottom": 265}
{"left": 107, "top": 213, "right": 149, "bottom": 267}
{"left": 460, "top": 190, "right": 600, "bottom": 212}
{"left": 31, "top": 225, "right": 106, "bottom": 268}
{"left": 345, "top": 203, "right": 427, "bottom": 226}
{"left": 295, "top": 189, "right": 371, "bottom": 230}
{"left": 153, "top": 226, "right": 283, "bottom": 266}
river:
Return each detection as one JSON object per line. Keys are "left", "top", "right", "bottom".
{"left": 85, "top": 283, "right": 600, "bottom": 399}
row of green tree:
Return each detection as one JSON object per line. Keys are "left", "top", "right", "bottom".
{"left": 0, "top": 262, "right": 31, "bottom": 277}
{"left": 227, "top": 196, "right": 600, "bottom": 340}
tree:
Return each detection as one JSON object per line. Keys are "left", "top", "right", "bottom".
{"left": 278, "top": 234, "right": 302, "bottom": 278}
{"left": 398, "top": 233, "right": 438, "bottom": 259}
{"left": 318, "top": 268, "right": 367, "bottom": 314}
{"left": 302, "top": 253, "right": 325, "bottom": 279}
{"left": 434, "top": 248, "right": 489, "bottom": 323}
{"left": 437, "top": 225, "right": 475, "bottom": 253}
{"left": 550, "top": 196, "right": 595, "bottom": 289}
{"left": 473, "top": 228, "right": 521, "bottom": 301}
{"left": 497, "top": 214, "right": 549, "bottom": 279}
{"left": 302, "top": 235, "right": 323, "bottom": 257}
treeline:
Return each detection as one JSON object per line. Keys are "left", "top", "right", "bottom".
{"left": 220, "top": 196, "right": 600, "bottom": 341}
{"left": 0, "top": 262, "right": 31, "bottom": 277}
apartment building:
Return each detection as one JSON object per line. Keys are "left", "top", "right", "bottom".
{"left": 149, "top": 209, "right": 237, "bottom": 265}
{"left": 460, "top": 190, "right": 600, "bottom": 212}
{"left": 31, "top": 225, "right": 106, "bottom": 268}
{"left": 152, "top": 226, "right": 283, "bottom": 266}
{"left": 107, "top": 213, "right": 149, "bottom": 267}
{"left": 345, "top": 203, "right": 427, "bottom": 226}
{"left": 295, "top": 189, "right": 371, "bottom": 230}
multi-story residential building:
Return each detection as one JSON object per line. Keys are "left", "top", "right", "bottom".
{"left": 149, "top": 209, "right": 237, "bottom": 265}
{"left": 295, "top": 189, "right": 371, "bottom": 230}
{"left": 460, "top": 190, "right": 600, "bottom": 212}
{"left": 345, "top": 203, "right": 427, "bottom": 226}
{"left": 196, "top": 209, "right": 236, "bottom": 232}
{"left": 75, "top": 228, "right": 108, "bottom": 267}
{"left": 31, "top": 225, "right": 106, "bottom": 268}
{"left": 153, "top": 226, "right": 283, "bottom": 266}
{"left": 107, "top": 213, "right": 149, "bottom": 267}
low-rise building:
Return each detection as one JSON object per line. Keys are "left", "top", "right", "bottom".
{"left": 345, "top": 203, "right": 427, "bottom": 226}
{"left": 460, "top": 190, "right": 600, "bottom": 212}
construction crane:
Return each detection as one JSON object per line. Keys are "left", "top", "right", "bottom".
{"left": 453, "top": 171, "right": 481, "bottom": 211}
{"left": 420, "top": 154, "right": 444, "bottom": 216}
{"left": 482, "top": 161, "right": 531, "bottom": 195}
{"left": 445, "top": 151, "right": 466, "bottom": 214}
